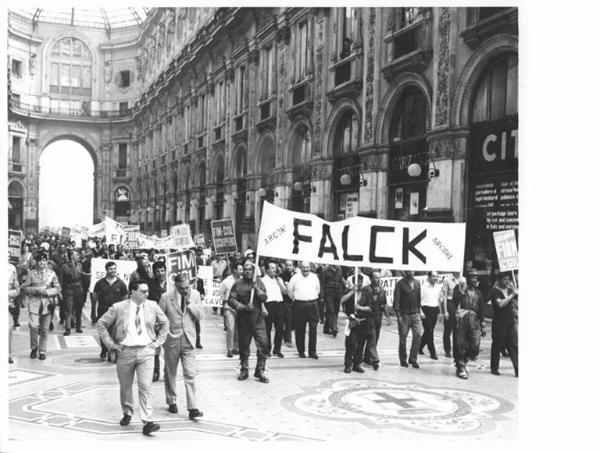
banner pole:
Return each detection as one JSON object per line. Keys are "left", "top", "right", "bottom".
{"left": 511, "top": 269, "right": 518, "bottom": 291}
{"left": 354, "top": 267, "right": 359, "bottom": 310}
{"left": 249, "top": 253, "right": 260, "bottom": 308}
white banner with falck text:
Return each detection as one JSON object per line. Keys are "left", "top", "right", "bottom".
{"left": 257, "top": 202, "right": 466, "bottom": 272}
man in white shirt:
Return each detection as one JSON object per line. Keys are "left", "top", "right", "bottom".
{"left": 287, "top": 262, "right": 321, "bottom": 359}
{"left": 419, "top": 271, "right": 443, "bottom": 360}
{"left": 97, "top": 281, "right": 169, "bottom": 436}
{"left": 261, "top": 260, "right": 287, "bottom": 358}
{"left": 220, "top": 262, "right": 242, "bottom": 357}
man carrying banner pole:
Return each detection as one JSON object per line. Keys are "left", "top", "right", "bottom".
{"left": 227, "top": 259, "right": 270, "bottom": 383}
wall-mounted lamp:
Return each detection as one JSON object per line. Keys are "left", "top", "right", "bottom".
{"left": 257, "top": 187, "right": 267, "bottom": 197}
{"left": 293, "top": 181, "right": 303, "bottom": 192}
{"left": 210, "top": 195, "right": 217, "bottom": 203}
{"left": 155, "top": 204, "right": 161, "bottom": 211}
{"left": 293, "top": 181, "right": 316, "bottom": 193}
{"left": 232, "top": 192, "right": 239, "bottom": 200}
{"left": 339, "top": 172, "right": 367, "bottom": 187}
{"left": 407, "top": 160, "right": 440, "bottom": 180}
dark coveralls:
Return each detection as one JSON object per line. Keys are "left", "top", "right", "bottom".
{"left": 393, "top": 278, "right": 423, "bottom": 364}
{"left": 60, "top": 262, "right": 84, "bottom": 332}
{"left": 452, "top": 285, "right": 485, "bottom": 372}
{"left": 228, "top": 277, "right": 269, "bottom": 373}
{"left": 362, "top": 283, "right": 387, "bottom": 365}
{"left": 490, "top": 286, "right": 518, "bottom": 375}
{"left": 319, "top": 265, "right": 343, "bottom": 335}
{"left": 342, "top": 288, "right": 375, "bottom": 368}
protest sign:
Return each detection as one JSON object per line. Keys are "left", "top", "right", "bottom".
{"left": 104, "top": 217, "right": 125, "bottom": 246}
{"left": 8, "top": 229, "right": 22, "bottom": 261}
{"left": 90, "top": 258, "right": 137, "bottom": 291}
{"left": 493, "top": 229, "right": 518, "bottom": 272}
{"left": 211, "top": 219, "right": 237, "bottom": 255}
{"left": 123, "top": 225, "right": 140, "bottom": 249}
{"left": 88, "top": 221, "right": 105, "bottom": 238}
{"left": 378, "top": 274, "right": 453, "bottom": 306}
{"left": 257, "top": 202, "right": 466, "bottom": 272}
{"left": 194, "top": 233, "right": 206, "bottom": 248}
{"left": 170, "top": 224, "right": 195, "bottom": 249}
{"left": 61, "top": 227, "right": 71, "bottom": 240}
{"left": 165, "top": 250, "right": 197, "bottom": 291}
{"left": 197, "top": 265, "right": 222, "bottom": 307}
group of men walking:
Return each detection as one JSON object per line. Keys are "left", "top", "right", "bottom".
{"left": 8, "top": 237, "right": 519, "bottom": 437}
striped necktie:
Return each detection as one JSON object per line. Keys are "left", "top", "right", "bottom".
{"left": 135, "top": 305, "right": 142, "bottom": 335}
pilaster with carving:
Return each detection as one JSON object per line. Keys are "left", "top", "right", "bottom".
{"left": 363, "top": 8, "right": 377, "bottom": 144}
{"left": 435, "top": 7, "right": 451, "bottom": 127}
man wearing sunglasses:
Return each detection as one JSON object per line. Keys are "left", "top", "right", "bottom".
{"left": 97, "top": 280, "right": 169, "bottom": 436}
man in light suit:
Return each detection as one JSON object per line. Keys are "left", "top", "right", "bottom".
{"left": 158, "top": 274, "right": 203, "bottom": 420}
{"left": 97, "top": 280, "right": 169, "bottom": 436}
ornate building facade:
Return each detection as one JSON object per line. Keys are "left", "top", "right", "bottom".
{"left": 8, "top": 7, "right": 518, "bottom": 273}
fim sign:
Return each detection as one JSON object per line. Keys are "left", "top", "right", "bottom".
{"left": 166, "top": 250, "right": 197, "bottom": 292}
{"left": 211, "top": 219, "right": 237, "bottom": 255}
{"left": 493, "top": 229, "right": 518, "bottom": 272}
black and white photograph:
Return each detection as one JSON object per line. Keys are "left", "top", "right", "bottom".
{"left": 3, "top": 2, "right": 593, "bottom": 450}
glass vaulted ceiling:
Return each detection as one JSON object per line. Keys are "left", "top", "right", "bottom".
{"left": 11, "top": 7, "right": 150, "bottom": 30}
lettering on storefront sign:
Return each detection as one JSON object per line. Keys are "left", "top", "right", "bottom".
{"left": 482, "top": 129, "right": 518, "bottom": 162}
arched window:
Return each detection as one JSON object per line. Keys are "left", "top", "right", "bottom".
{"left": 471, "top": 54, "right": 518, "bottom": 123}
{"left": 389, "top": 87, "right": 427, "bottom": 143}
{"left": 291, "top": 127, "right": 311, "bottom": 167}
{"left": 234, "top": 149, "right": 247, "bottom": 178}
{"left": 50, "top": 37, "right": 92, "bottom": 98}
{"left": 333, "top": 110, "right": 359, "bottom": 155}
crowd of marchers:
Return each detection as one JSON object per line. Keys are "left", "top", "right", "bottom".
{"left": 7, "top": 232, "right": 518, "bottom": 436}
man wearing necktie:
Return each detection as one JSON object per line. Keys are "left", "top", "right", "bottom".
{"left": 158, "top": 274, "right": 204, "bottom": 420}
{"left": 97, "top": 280, "right": 169, "bottom": 436}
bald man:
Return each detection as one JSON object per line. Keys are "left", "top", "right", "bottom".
{"left": 287, "top": 262, "right": 321, "bottom": 359}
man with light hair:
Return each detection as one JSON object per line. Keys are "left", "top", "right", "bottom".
{"left": 287, "top": 261, "right": 321, "bottom": 359}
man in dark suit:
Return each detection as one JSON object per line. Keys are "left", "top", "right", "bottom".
{"left": 97, "top": 280, "right": 169, "bottom": 436}
{"left": 393, "top": 271, "right": 424, "bottom": 368}
{"left": 158, "top": 274, "right": 203, "bottom": 420}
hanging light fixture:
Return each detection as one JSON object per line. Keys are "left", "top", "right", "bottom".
{"left": 293, "top": 181, "right": 303, "bottom": 192}
{"left": 257, "top": 187, "right": 267, "bottom": 197}
{"left": 339, "top": 173, "right": 352, "bottom": 186}
{"left": 407, "top": 163, "right": 422, "bottom": 177}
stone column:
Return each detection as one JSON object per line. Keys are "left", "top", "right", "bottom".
{"left": 358, "top": 146, "right": 389, "bottom": 219}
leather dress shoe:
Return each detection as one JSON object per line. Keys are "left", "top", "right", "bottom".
{"left": 63, "top": 329, "right": 71, "bottom": 336}
{"left": 344, "top": 366, "right": 352, "bottom": 373}
{"left": 309, "top": 353, "right": 319, "bottom": 360}
{"left": 400, "top": 361, "right": 409, "bottom": 368}
{"left": 409, "top": 360, "right": 420, "bottom": 369}
{"left": 30, "top": 348, "right": 38, "bottom": 359}
{"left": 237, "top": 369, "right": 249, "bottom": 381}
{"left": 274, "top": 351, "right": 284, "bottom": 358}
{"left": 431, "top": 354, "right": 439, "bottom": 360}
{"left": 373, "top": 362, "right": 380, "bottom": 370}
{"left": 352, "top": 365, "right": 365, "bottom": 373}
{"left": 168, "top": 404, "right": 178, "bottom": 414}
{"left": 457, "top": 368, "right": 469, "bottom": 379}
{"left": 332, "top": 331, "right": 338, "bottom": 338}
{"left": 100, "top": 351, "right": 107, "bottom": 361}
{"left": 298, "top": 352, "right": 306, "bottom": 358}
{"left": 227, "top": 350, "right": 233, "bottom": 358}
{"left": 418, "top": 350, "right": 424, "bottom": 355}
{"left": 120, "top": 414, "right": 131, "bottom": 426}
{"left": 39, "top": 353, "right": 46, "bottom": 360}
{"left": 445, "top": 352, "right": 452, "bottom": 358}
{"left": 189, "top": 409, "right": 203, "bottom": 420}
{"left": 142, "top": 421, "right": 160, "bottom": 435}
{"left": 9, "top": 357, "right": 14, "bottom": 364}
{"left": 254, "top": 371, "right": 269, "bottom": 383}
{"left": 76, "top": 328, "right": 83, "bottom": 333}
{"left": 152, "top": 370, "right": 160, "bottom": 382}
{"left": 491, "top": 369, "right": 500, "bottom": 376}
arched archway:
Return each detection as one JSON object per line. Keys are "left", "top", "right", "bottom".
{"left": 38, "top": 138, "right": 96, "bottom": 229}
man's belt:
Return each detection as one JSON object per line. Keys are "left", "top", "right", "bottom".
{"left": 294, "top": 299, "right": 317, "bottom": 303}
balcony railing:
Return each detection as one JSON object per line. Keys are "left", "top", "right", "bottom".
{"left": 9, "top": 100, "right": 133, "bottom": 119}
